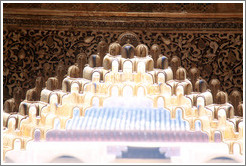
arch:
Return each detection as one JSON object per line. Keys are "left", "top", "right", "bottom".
{"left": 195, "top": 94, "right": 206, "bottom": 107}
{"left": 218, "top": 109, "right": 226, "bottom": 119}
{"left": 123, "top": 60, "right": 133, "bottom": 73}
{"left": 176, "top": 84, "right": 184, "bottom": 96}
{"left": 29, "top": 104, "right": 37, "bottom": 120}
{"left": 227, "top": 105, "right": 234, "bottom": 119}
{"left": 217, "top": 105, "right": 235, "bottom": 119}
{"left": 137, "top": 85, "right": 146, "bottom": 97}
{"left": 104, "top": 71, "right": 111, "bottom": 82}
{"left": 112, "top": 59, "right": 119, "bottom": 72}
{"left": 122, "top": 85, "right": 133, "bottom": 97}
{"left": 137, "top": 61, "right": 146, "bottom": 73}
{"left": 175, "top": 108, "right": 184, "bottom": 121}
{"left": 13, "top": 138, "right": 22, "bottom": 150}
{"left": 103, "top": 57, "right": 112, "bottom": 70}
{"left": 157, "top": 72, "right": 166, "bottom": 84}
{"left": 110, "top": 85, "right": 119, "bottom": 97}
{"left": 160, "top": 83, "right": 172, "bottom": 96}
{"left": 84, "top": 82, "right": 98, "bottom": 94}
{"left": 172, "top": 107, "right": 185, "bottom": 120}
{"left": 34, "top": 128, "right": 42, "bottom": 141}
{"left": 157, "top": 96, "right": 165, "bottom": 108}
{"left": 71, "top": 81, "right": 80, "bottom": 93}
{"left": 197, "top": 96, "right": 205, "bottom": 107}
{"left": 90, "top": 96, "right": 100, "bottom": 107}
{"left": 92, "top": 71, "right": 101, "bottom": 82}
{"left": 82, "top": 82, "right": 91, "bottom": 92}
{"left": 194, "top": 119, "right": 202, "bottom": 131}
{"left": 72, "top": 107, "right": 81, "bottom": 117}
{"left": 49, "top": 93, "right": 59, "bottom": 105}
{"left": 185, "top": 83, "right": 192, "bottom": 95}
{"left": 232, "top": 142, "right": 242, "bottom": 154}
{"left": 53, "top": 118, "right": 61, "bottom": 129}
{"left": 71, "top": 80, "right": 82, "bottom": 92}
{"left": 7, "top": 116, "right": 18, "bottom": 130}
{"left": 146, "top": 73, "right": 154, "bottom": 84}
{"left": 62, "top": 78, "right": 71, "bottom": 92}
{"left": 213, "top": 130, "right": 222, "bottom": 142}
{"left": 214, "top": 107, "right": 227, "bottom": 120}
{"left": 19, "top": 102, "right": 29, "bottom": 116}
{"left": 146, "top": 58, "right": 154, "bottom": 71}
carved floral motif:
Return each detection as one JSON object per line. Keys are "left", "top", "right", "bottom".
{"left": 3, "top": 29, "right": 243, "bottom": 102}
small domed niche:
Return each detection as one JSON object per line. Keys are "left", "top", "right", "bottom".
{"left": 136, "top": 44, "right": 148, "bottom": 57}
{"left": 109, "top": 42, "right": 121, "bottom": 56}
{"left": 121, "top": 43, "right": 135, "bottom": 59}
{"left": 176, "top": 67, "right": 187, "bottom": 80}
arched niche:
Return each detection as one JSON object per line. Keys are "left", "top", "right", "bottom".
{"left": 233, "top": 142, "right": 241, "bottom": 154}
{"left": 137, "top": 61, "right": 146, "bottom": 73}
{"left": 92, "top": 96, "right": 100, "bottom": 107}
{"left": 13, "top": 138, "right": 21, "bottom": 150}
{"left": 214, "top": 130, "right": 222, "bottom": 142}
{"left": 104, "top": 72, "right": 111, "bottom": 82}
{"left": 175, "top": 108, "right": 183, "bottom": 122}
{"left": 123, "top": 85, "right": 133, "bottom": 97}
{"left": 197, "top": 96, "right": 205, "bottom": 107}
{"left": 92, "top": 71, "right": 100, "bottom": 82}
{"left": 137, "top": 86, "right": 145, "bottom": 97}
{"left": 34, "top": 129, "right": 41, "bottom": 141}
{"left": 176, "top": 85, "right": 184, "bottom": 96}
{"left": 49, "top": 93, "right": 58, "bottom": 105}
{"left": 157, "top": 97, "right": 164, "bottom": 108}
{"left": 54, "top": 118, "right": 61, "bottom": 129}
{"left": 218, "top": 109, "right": 226, "bottom": 119}
{"left": 73, "top": 107, "right": 80, "bottom": 118}
{"left": 111, "top": 86, "right": 119, "bottom": 97}
{"left": 112, "top": 60, "right": 119, "bottom": 72}
{"left": 71, "top": 82, "right": 80, "bottom": 93}
{"left": 194, "top": 119, "right": 202, "bottom": 131}
{"left": 157, "top": 72, "right": 165, "bottom": 84}
{"left": 123, "top": 60, "right": 133, "bottom": 73}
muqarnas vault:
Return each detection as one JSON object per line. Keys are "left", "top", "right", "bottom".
{"left": 3, "top": 36, "right": 244, "bottom": 163}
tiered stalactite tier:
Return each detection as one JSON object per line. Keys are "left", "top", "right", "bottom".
{"left": 3, "top": 40, "right": 243, "bottom": 161}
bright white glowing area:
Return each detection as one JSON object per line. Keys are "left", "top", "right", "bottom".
{"left": 71, "top": 82, "right": 79, "bottom": 93}
{"left": 176, "top": 85, "right": 184, "bottom": 96}
{"left": 50, "top": 94, "right": 58, "bottom": 104}
{"left": 218, "top": 109, "right": 226, "bottom": 117}
{"left": 92, "top": 97, "right": 100, "bottom": 107}
{"left": 111, "top": 86, "right": 119, "bottom": 96}
{"left": 157, "top": 97, "right": 164, "bottom": 108}
{"left": 123, "top": 61, "right": 132, "bottom": 73}
{"left": 137, "top": 86, "right": 145, "bottom": 96}
{"left": 158, "top": 72, "right": 165, "bottom": 83}
{"left": 112, "top": 60, "right": 119, "bottom": 72}
{"left": 92, "top": 72, "right": 100, "bottom": 82}
{"left": 14, "top": 139, "right": 21, "bottom": 150}
{"left": 123, "top": 86, "right": 133, "bottom": 97}
{"left": 197, "top": 96, "right": 205, "bottom": 107}
{"left": 103, "top": 96, "right": 153, "bottom": 108}
{"left": 137, "top": 61, "right": 145, "bottom": 73}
